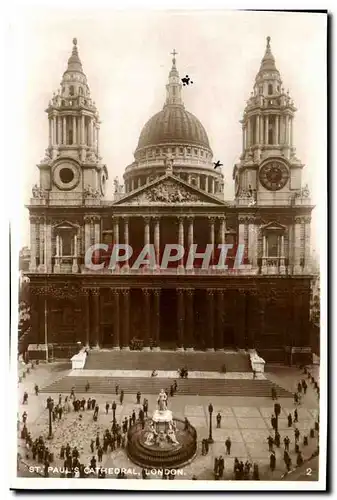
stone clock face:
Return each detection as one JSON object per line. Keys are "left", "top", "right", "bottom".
{"left": 53, "top": 161, "right": 80, "bottom": 191}
{"left": 259, "top": 161, "right": 289, "bottom": 191}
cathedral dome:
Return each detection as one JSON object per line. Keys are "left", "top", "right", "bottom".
{"left": 136, "top": 105, "right": 211, "bottom": 151}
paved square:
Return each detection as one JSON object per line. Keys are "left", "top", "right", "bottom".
{"left": 17, "top": 364, "right": 320, "bottom": 482}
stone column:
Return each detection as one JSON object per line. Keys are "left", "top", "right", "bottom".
{"left": 304, "top": 216, "right": 311, "bottom": 273}
{"left": 94, "top": 217, "right": 100, "bottom": 246}
{"left": 38, "top": 222, "right": 44, "bottom": 269}
{"left": 92, "top": 288, "right": 100, "bottom": 348}
{"left": 62, "top": 116, "right": 66, "bottom": 145}
{"left": 265, "top": 115, "right": 269, "bottom": 145}
{"left": 255, "top": 115, "right": 260, "bottom": 144}
{"left": 209, "top": 217, "right": 215, "bottom": 267}
{"left": 294, "top": 216, "right": 302, "bottom": 274}
{"left": 82, "top": 289, "right": 90, "bottom": 347}
{"left": 248, "top": 219, "right": 257, "bottom": 267}
{"left": 216, "top": 290, "right": 224, "bottom": 350}
{"left": 48, "top": 118, "right": 52, "bottom": 148}
{"left": 144, "top": 216, "right": 150, "bottom": 246}
{"left": 196, "top": 176, "right": 200, "bottom": 189}
{"left": 206, "top": 289, "right": 215, "bottom": 350}
{"left": 260, "top": 114, "right": 264, "bottom": 144}
{"left": 122, "top": 288, "right": 130, "bottom": 349}
{"left": 176, "top": 288, "right": 185, "bottom": 350}
{"left": 242, "top": 125, "right": 246, "bottom": 152}
{"left": 29, "top": 217, "right": 37, "bottom": 272}
{"left": 153, "top": 289, "right": 161, "bottom": 350}
{"left": 123, "top": 217, "right": 129, "bottom": 271}
{"left": 247, "top": 118, "right": 251, "bottom": 147}
{"left": 290, "top": 118, "right": 294, "bottom": 147}
{"left": 143, "top": 289, "right": 151, "bottom": 350}
{"left": 137, "top": 178, "right": 141, "bottom": 188}
{"left": 205, "top": 176, "right": 209, "bottom": 192}
{"left": 57, "top": 116, "right": 61, "bottom": 146}
{"left": 186, "top": 217, "right": 194, "bottom": 271}
{"left": 73, "top": 116, "right": 77, "bottom": 144}
{"left": 185, "top": 289, "right": 194, "bottom": 350}
{"left": 275, "top": 115, "right": 279, "bottom": 145}
{"left": 112, "top": 289, "right": 120, "bottom": 349}
{"left": 219, "top": 216, "right": 226, "bottom": 245}
{"left": 178, "top": 217, "right": 184, "bottom": 270}
{"left": 285, "top": 115, "right": 289, "bottom": 145}
{"left": 96, "top": 125, "right": 100, "bottom": 155}
{"left": 154, "top": 217, "right": 160, "bottom": 268}
{"left": 238, "top": 216, "right": 246, "bottom": 265}
{"left": 84, "top": 216, "right": 92, "bottom": 261}
{"left": 52, "top": 116, "right": 56, "bottom": 146}
{"left": 81, "top": 114, "right": 85, "bottom": 145}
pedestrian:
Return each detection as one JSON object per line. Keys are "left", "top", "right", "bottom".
{"left": 267, "top": 435, "right": 274, "bottom": 452}
{"left": 274, "top": 402, "right": 281, "bottom": 418}
{"left": 302, "top": 379, "right": 307, "bottom": 394}
{"left": 132, "top": 410, "right": 136, "bottom": 425}
{"left": 294, "top": 393, "right": 298, "bottom": 405}
{"left": 22, "top": 411, "right": 27, "bottom": 424}
{"left": 271, "top": 387, "right": 277, "bottom": 400}
{"left": 294, "top": 408, "right": 298, "bottom": 423}
{"left": 85, "top": 381, "right": 90, "bottom": 393}
{"left": 225, "top": 437, "right": 231, "bottom": 455}
{"left": 70, "top": 387, "right": 75, "bottom": 400}
{"left": 34, "top": 384, "right": 39, "bottom": 396}
{"left": 136, "top": 391, "right": 141, "bottom": 404}
{"left": 115, "top": 384, "right": 119, "bottom": 395}
{"left": 270, "top": 452, "right": 276, "bottom": 472}
{"left": 204, "top": 439, "right": 209, "bottom": 455}
{"left": 218, "top": 455, "right": 224, "bottom": 478}
{"left": 170, "top": 385, "right": 174, "bottom": 397}
{"left": 214, "top": 457, "right": 219, "bottom": 475}
{"left": 91, "top": 398, "right": 96, "bottom": 410}
{"left": 87, "top": 398, "right": 91, "bottom": 410}
{"left": 303, "top": 435, "right": 308, "bottom": 446}
{"left": 216, "top": 412, "right": 221, "bottom": 428}
{"left": 105, "top": 402, "right": 109, "bottom": 414}
{"left": 23, "top": 391, "right": 28, "bottom": 404}
{"left": 90, "top": 440, "right": 94, "bottom": 453}
{"left": 274, "top": 431, "right": 281, "bottom": 448}
{"left": 120, "top": 390, "right": 124, "bottom": 405}
{"left": 297, "top": 382, "right": 302, "bottom": 393}
{"left": 284, "top": 435, "right": 290, "bottom": 452}
{"left": 143, "top": 399, "right": 148, "bottom": 417}
{"left": 58, "top": 394, "right": 62, "bottom": 405}
{"left": 112, "top": 400, "right": 117, "bottom": 419}
{"left": 271, "top": 414, "right": 277, "bottom": 431}
{"left": 253, "top": 463, "right": 259, "bottom": 480}
{"left": 117, "top": 433, "right": 121, "bottom": 447}
{"left": 288, "top": 413, "right": 293, "bottom": 427}
{"left": 294, "top": 428, "right": 300, "bottom": 443}
{"left": 97, "top": 446, "right": 103, "bottom": 462}
{"left": 173, "top": 380, "right": 178, "bottom": 392}
{"left": 96, "top": 433, "right": 100, "bottom": 448}
{"left": 296, "top": 451, "right": 303, "bottom": 467}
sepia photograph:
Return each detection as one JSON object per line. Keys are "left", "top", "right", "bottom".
{"left": 8, "top": 4, "right": 327, "bottom": 492}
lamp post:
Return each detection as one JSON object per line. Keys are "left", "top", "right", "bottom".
{"left": 47, "top": 399, "right": 54, "bottom": 440}
{"left": 208, "top": 403, "right": 214, "bottom": 444}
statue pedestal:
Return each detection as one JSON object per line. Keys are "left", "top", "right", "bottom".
{"left": 152, "top": 409, "right": 173, "bottom": 434}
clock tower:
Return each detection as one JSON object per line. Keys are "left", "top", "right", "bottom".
{"left": 233, "top": 36, "right": 305, "bottom": 206}
{"left": 37, "top": 38, "right": 108, "bottom": 203}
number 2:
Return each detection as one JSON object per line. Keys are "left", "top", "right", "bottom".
{"left": 306, "top": 468, "right": 312, "bottom": 476}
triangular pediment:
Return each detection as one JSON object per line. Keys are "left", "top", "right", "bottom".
{"left": 261, "top": 221, "right": 286, "bottom": 231}
{"left": 114, "top": 174, "right": 227, "bottom": 206}
{"left": 52, "top": 220, "right": 79, "bottom": 230}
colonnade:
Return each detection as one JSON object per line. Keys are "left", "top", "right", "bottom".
{"left": 242, "top": 113, "right": 293, "bottom": 150}
{"left": 48, "top": 113, "right": 99, "bottom": 151}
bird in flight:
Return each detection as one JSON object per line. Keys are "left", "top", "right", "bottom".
{"left": 213, "top": 160, "right": 223, "bottom": 170}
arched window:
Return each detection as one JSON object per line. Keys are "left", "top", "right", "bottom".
{"left": 268, "top": 84, "right": 273, "bottom": 95}
{"left": 69, "top": 85, "right": 74, "bottom": 96}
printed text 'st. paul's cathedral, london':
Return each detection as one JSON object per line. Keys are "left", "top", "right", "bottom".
{"left": 26, "top": 37, "right": 314, "bottom": 362}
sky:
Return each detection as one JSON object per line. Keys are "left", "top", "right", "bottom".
{"left": 8, "top": 9, "right": 326, "bottom": 258}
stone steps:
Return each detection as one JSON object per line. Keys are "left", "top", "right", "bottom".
{"left": 84, "top": 350, "right": 252, "bottom": 373}
{"left": 41, "top": 376, "right": 292, "bottom": 398}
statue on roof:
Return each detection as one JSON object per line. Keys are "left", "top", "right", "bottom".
{"left": 164, "top": 153, "right": 174, "bottom": 174}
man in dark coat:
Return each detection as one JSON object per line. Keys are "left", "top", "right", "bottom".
{"left": 284, "top": 435, "right": 290, "bottom": 452}
{"left": 302, "top": 379, "right": 307, "bottom": 394}
{"left": 297, "top": 382, "right": 302, "bottom": 393}
{"left": 296, "top": 451, "right": 303, "bottom": 467}
{"left": 270, "top": 452, "right": 276, "bottom": 472}
{"left": 271, "top": 414, "right": 277, "bottom": 431}
{"left": 112, "top": 400, "right": 117, "bottom": 420}
{"left": 95, "top": 433, "right": 100, "bottom": 448}
{"left": 288, "top": 413, "right": 293, "bottom": 427}
{"left": 216, "top": 412, "right": 222, "bottom": 428}
{"left": 294, "top": 408, "right": 298, "bottom": 423}
{"left": 274, "top": 402, "right": 281, "bottom": 418}
{"left": 267, "top": 435, "right": 274, "bottom": 452}
{"left": 87, "top": 398, "right": 92, "bottom": 410}
{"left": 120, "top": 390, "right": 124, "bottom": 405}
{"left": 274, "top": 431, "right": 281, "bottom": 448}
{"left": 136, "top": 391, "right": 141, "bottom": 404}
{"left": 90, "top": 440, "right": 94, "bottom": 453}
{"left": 218, "top": 456, "right": 225, "bottom": 478}
{"left": 225, "top": 437, "right": 231, "bottom": 455}
{"left": 294, "top": 428, "right": 300, "bottom": 443}
{"left": 105, "top": 402, "right": 110, "bottom": 414}
{"left": 97, "top": 446, "right": 103, "bottom": 462}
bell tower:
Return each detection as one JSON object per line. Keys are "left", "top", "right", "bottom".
{"left": 37, "top": 38, "right": 108, "bottom": 203}
{"left": 233, "top": 36, "right": 306, "bottom": 207}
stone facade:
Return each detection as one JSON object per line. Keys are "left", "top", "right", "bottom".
{"left": 26, "top": 38, "right": 314, "bottom": 362}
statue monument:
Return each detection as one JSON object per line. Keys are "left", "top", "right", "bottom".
{"left": 143, "top": 389, "right": 179, "bottom": 448}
